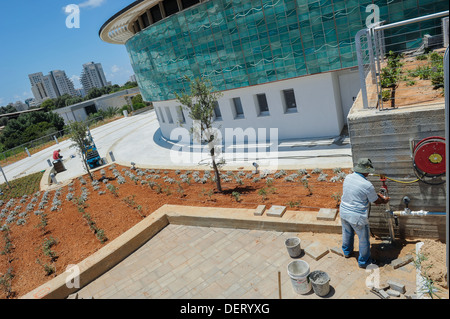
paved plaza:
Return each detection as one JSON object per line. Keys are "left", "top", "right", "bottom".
{"left": 76, "top": 224, "right": 416, "bottom": 299}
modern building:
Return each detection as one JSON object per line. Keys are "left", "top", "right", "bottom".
{"left": 80, "top": 62, "right": 109, "bottom": 94}
{"left": 29, "top": 70, "right": 77, "bottom": 102}
{"left": 99, "top": 0, "right": 448, "bottom": 141}
{"left": 52, "top": 87, "right": 140, "bottom": 124}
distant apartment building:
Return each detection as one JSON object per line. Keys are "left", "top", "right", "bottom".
{"left": 29, "top": 70, "right": 76, "bottom": 102}
{"left": 49, "top": 70, "right": 77, "bottom": 97}
{"left": 80, "top": 62, "right": 108, "bottom": 94}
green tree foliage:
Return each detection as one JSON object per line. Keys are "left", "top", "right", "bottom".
{"left": 67, "top": 121, "right": 94, "bottom": 181}
{"left": 0, "top": 111, "right": 65, "bottom": 149}
{"left": 131, "top": 94, "right": 150, "bottom": 110}
{"left": 0, "top": 105, "right": 17, "bottom": 127}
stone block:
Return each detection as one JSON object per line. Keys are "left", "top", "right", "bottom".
{"left": 391, "top": 254, "right": 414, "bottom": 269}
{"left": 330, "top": 246, "right": 344, "bottom": 257}
{"left": 387, "top": 280, "right": 406, "bottom": 294}
{"left": 266, "top": 205, "right": 286, "bottom": 217}
{"left": 316, "top": 208, "right": 338, "bottom": 221}
{"left": 254, "top": 205, "right": 266, "bottom": 216}
{"left": 378, "top": 289, "right": 390, "bottom": 299}
{"left": 387, "top": 289, "right": 401, "bottom": 297}
{"left": 304, "top": 242, "right": 329, "bottom": 261}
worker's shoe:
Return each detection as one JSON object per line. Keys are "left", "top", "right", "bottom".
{"left": 358, "top": 259, "right": 377, "bottom": 269}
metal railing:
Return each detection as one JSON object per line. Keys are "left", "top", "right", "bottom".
{"left": 356, "top": 11, "right": 449, "bottom": 110}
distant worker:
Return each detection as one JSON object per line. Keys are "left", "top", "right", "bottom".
{"left": 53, "top": 149, "right": 63, "bottom": 162}
{"left": 339, "top": 158, "right": 389, "bottom": 269}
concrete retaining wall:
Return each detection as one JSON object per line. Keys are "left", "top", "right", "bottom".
{"left": 348, "top": 102, "right": 446, "bottom": 240}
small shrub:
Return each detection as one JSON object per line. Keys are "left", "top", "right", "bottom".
{"left": 106, "top": 184, "right": 119, "bottom": 197}
{"left": 36, "top": 259, "right": 55, "bottom": 276}
{"left": 258, "top": 188, "right": 267, "bottom": 200}
{"left": 231, "top": 191, "right": 241, "bottom": 202}
{"left": 265, "top": 177, "right": 274, "bottom": 186}
{"left": 331, "top": 192, "right": 342, "bottom": 207}
{"left": 286, "top": 200, "right": 301, "bottom": 208}
{"left": 42, "top": 237, "right": 58, "bottom": 261}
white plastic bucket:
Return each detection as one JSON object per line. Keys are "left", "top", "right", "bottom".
{"left": 287, "top": 260, "right": 311, "bottom": 294}
{"left": 309, "top": 270, "right": 330, "bottom": 297}
{"left": 285, "top": 237, "right": 301, "bottom": 258}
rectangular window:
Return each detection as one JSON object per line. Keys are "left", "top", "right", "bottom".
{"left": 150, "top": 5, "right": 162, "bottom": 22}
{"left": 256, "top": 93, "right": 269, "bottom": 115}
{"left": 283, "top": 89, "right": 297, "bottom": 112}
{"left": 165, "top": 107, "right": 174, "bottom": 124}
{"left": 177, "top": 107, "right": 186, "bottom": 124}
{"left": 213, "top": 101, "right": 222, "bottom": 120}
{"left": 141, "top": 13, "right": 149, "bottom": 28}
{"left": 232, "top": 97, "right": 244, "bottom": 118}
{"left": 181, "top": 0, "right": 200, "bottom": 9}
{"left": 158, "top": 108, "right": 165, "bottom": 123}
{"left": 163, "top": 0, "right": 180, "bottom": 17}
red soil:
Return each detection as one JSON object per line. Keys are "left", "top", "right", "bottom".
{"left": 0, "top": 165, "right": 346, "bottom": 299}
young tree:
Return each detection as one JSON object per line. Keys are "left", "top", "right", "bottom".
{"left": 67, "top": 121, "right": 94, "bottom": 181}
{"left": 176, "top": 77, "right": 224, "bottom": 192}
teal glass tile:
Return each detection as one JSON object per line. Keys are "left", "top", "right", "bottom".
{"left": 125, "top": 0, "right": 449, "bottom": 101}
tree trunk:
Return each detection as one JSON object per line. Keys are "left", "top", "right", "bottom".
{"left": 82, "top": 154, "right": 93, "bottom": 181}
{"left": 210, "top": 147, "right": 222, "bottom": 193}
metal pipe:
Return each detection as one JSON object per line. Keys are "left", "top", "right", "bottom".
{"left": 393, "top": 211, "right": 446, "bottom": 216}
{"left": 374, "top": 11, "right": 449, "bottom": 31}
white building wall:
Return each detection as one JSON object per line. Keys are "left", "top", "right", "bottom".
{"left": 154, "top": 70, "right": 355, "bottom": 142}
{"left": 338, "top": 69, "right": 360, "bottom": 124}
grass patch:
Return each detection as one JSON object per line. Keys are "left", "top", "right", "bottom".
{"left": 0, "top": 171, "right": 44, "bottom": 202}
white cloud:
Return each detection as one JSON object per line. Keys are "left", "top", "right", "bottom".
{"left": 111, "top": 65, "right": 120, "bottom": 73}
{"left": 70, "top": 75, "right": 81, "bottom": 84}
{"left": 78, "top": 0, "right": 106, "bottom": 8}
{"left": 63, "top": 0, "right": 106, "bottom": 12}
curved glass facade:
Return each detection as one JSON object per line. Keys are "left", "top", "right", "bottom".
{"left": 125, "top": 0, "right": 448, "bottom": 102}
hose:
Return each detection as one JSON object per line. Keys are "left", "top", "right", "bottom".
{"left": 371, "top": 173, "right": 419, "bottom": 184}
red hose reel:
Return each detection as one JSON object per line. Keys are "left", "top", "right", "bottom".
{"left": 413, "top": 136, "right": 446, "bottom": 177}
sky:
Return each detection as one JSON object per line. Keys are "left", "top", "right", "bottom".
{"left": 0, "top": 0, "right": 136, "bottom": 106}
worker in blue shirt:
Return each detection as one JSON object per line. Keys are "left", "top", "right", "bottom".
{"left": 339, "top": 158, "right": 390, "bottom": 269}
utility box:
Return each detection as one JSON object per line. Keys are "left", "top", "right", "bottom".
{"left": 53, "top": 160, "right": 66, "bottom": 173}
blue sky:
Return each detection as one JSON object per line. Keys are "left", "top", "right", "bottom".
{"left": 0, "top": 0, "right": 136, "bottom": 106}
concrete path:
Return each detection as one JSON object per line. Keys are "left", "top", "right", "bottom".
{"left": 76, "top": 224, "right": 416, "bottom": 299}
{"left": 2, "top": 109, "right": 352, "bottom": 185}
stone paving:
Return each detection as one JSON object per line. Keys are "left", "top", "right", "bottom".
{"left": 76, "top": 224, "right": 417, "bottom": 299}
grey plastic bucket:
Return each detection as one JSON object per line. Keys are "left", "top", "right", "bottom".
{"left": 309, "top": 270, "right": 330, "bottom": 297}
{"left": 285, "top": 237, "right": 301, "bottom": 258}
{"left": 287, "top": 260, "right": 311, "bottom": 294}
